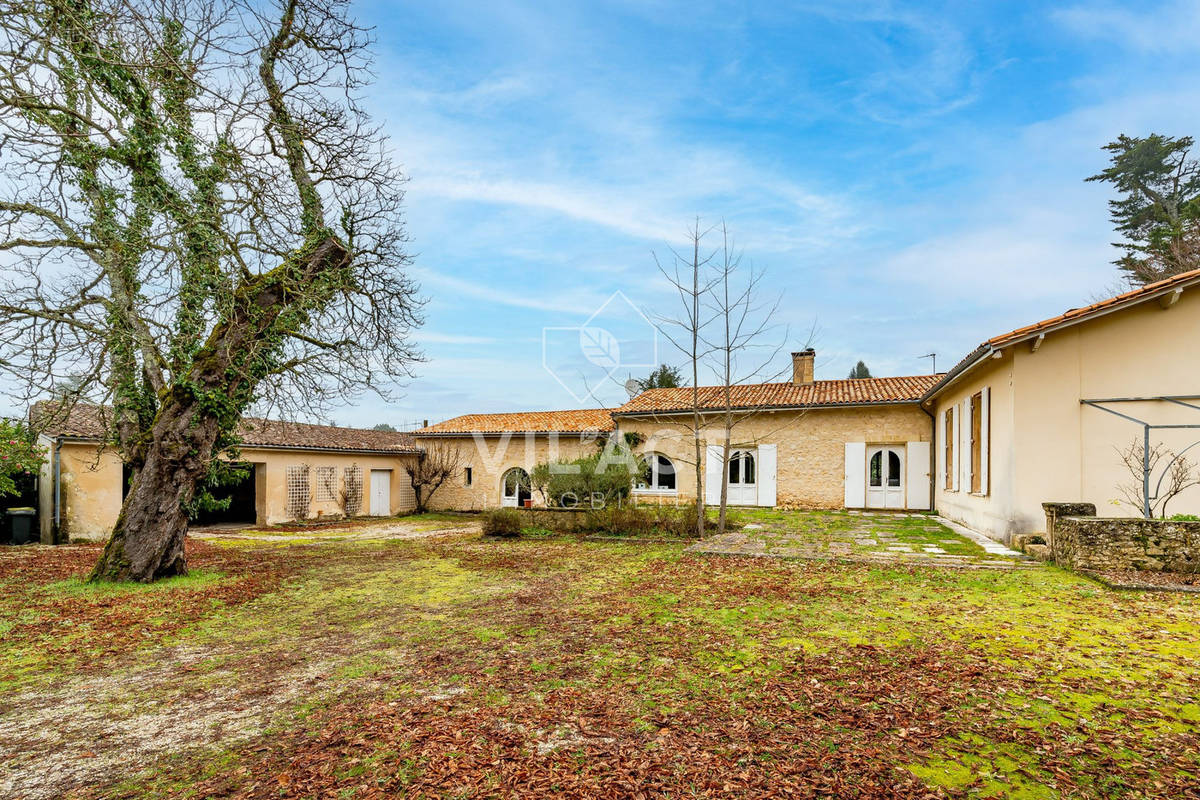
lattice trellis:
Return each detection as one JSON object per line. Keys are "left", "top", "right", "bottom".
{"left": 286, "top": 464, "right": 311, "bottom": 520}
{"left": 315, "top": 466, "right": 337, "bottom": 502}
{"left": 343, "top": 464, "right": 363, "bottom": 517}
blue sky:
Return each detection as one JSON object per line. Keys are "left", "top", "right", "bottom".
{"left": 327, "top": 2, "right": 1200, "bottom": 426}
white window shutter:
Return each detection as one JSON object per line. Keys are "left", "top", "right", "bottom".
{"left": 936, "top": 409, "right": 946, "bottom": 489}
{"left": 952, "top": 404, "right": 961, "bottom": 492}
{"left": 980, "top": 386, "right": 990, "bottom": 495}
{"left": 705, "top": 445, "right": 723, "bottom": 506}
{"left": 905, "top": 442, "right": 931, "bottom": 510}
{"left": 844, "top": 442, "right": 866, "bottom": 508}
{"left": 757, "top": 444, "right": 777, "bottom": 507}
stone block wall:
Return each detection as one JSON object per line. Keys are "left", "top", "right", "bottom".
{"left": 1044, "top": 502, "right": 1200, "bottom": 572}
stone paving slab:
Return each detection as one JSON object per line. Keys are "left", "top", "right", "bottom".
{"left": 689, "top": 510, "right": 1040, "bottom": 570}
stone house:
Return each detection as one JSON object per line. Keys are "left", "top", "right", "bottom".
{"left": 610, "top": 353, "right": 938, "bottom": 510}
{"left": 32, "top": 404, "right": 420, "bottom": 542}
{"left": 411, "top": 351, "right": 940, "bottom": 513}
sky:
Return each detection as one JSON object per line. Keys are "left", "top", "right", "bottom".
{"left": 334, "top": 0, "right": 1200, "bottom": 429}
{"left": 15, "top": 1, "right": 1199, "bottom": 428}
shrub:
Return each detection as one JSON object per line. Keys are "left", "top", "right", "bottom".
{"left": 536, "top": 452, "right": 635, "bottom": 508}
{"left": 1170, "top": 514, "right": 1200, "bottom": 521}
{"left": 582, "top": 502, "right": 708, "bottom": 538}
{"left": 0, "top": 420, "right": 45, "bottom": 498}
{"left": 482, "top": 508, "right": 522, "bottom": 537}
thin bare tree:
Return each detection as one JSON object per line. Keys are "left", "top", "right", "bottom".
{"left": 0, "top": 0, "right": 422, "bottom": 581}
{"left": 654, "top": 220, "right": 718, "bottom": 537}
{"left": 405, "top": 444, "right": 464, "bottom": 514}
{"left": 1116, "top": 438, "right": 1200, "bottom": 519}
{"left": 703, "top": 222, "right": 789, "bottom": 535}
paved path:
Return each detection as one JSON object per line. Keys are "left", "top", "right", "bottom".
{"left": 191, "top": 516, "right": 481, "bottom": 544}
{"left": 688, "top": 510, "right": 1038, "bottom": 570}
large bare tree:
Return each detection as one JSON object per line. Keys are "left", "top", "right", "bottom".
{"left": 0, "top": 0, "right": 421, "bottom": 580}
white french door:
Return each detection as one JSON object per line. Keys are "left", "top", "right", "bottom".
{"left": 500, "top": 467, "right": 531, "bottom": 508}
{"left": 727, "top": 449, "right": 758, "bottom": 506}
{"left": 865, "top": 446, "right": 905, "bottom": 509}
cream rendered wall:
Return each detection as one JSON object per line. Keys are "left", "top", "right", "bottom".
{"left": 47, "top": 442, "right": 419, "bottom": 540}
{"left": 930, "top": 355, "right": 1018, "bottom": 539}
{"left": 617, "top": 404, "right": 933, "bottom": 509}
{"left": 420, "top": 433, "right": 600, "bottom": 510}
{"left": 931, "top": 288, "right": 1200, "bottom": 543}
{"left": 40, "top": 442, "right": 125, "bottom": 542}
{"left": 244, "top": 448, "right": 419, "bottom": 525}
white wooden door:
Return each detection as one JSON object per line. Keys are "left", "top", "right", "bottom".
{"left": 369, "top": 469, "right": 391, "bottom": 516}
{"left": 865, "top": 447, "right": 905, "bottom": 509}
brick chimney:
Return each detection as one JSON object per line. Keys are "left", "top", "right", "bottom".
{"left": 791, "top": 349, "right": 815, "bottom": 385}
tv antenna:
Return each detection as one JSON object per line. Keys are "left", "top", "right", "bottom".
{"left": 919, "top": 353, "right": 937, "bottom": 374}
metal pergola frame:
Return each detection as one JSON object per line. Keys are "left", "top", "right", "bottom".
{"left": 1081, "top": 395, "right": 1200, "bottom": 518}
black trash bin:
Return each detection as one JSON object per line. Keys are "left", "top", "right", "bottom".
{"left": 6, "top": 507, "right": 36, "bottom": 545}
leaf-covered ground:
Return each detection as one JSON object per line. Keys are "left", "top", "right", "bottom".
{"left": 1, "top": 513, "right": 1198, "bottom": 799}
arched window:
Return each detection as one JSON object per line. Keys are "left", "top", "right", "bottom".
{"left": 501, "top": 467, "right": 531, "bottom": 507}
{"left": 637, "top": 453, "right": 676, "bottom": 491}
{"left": 729, "top": 450, "right": 756, "bottom": 485}
{"left": 869, "top": 451, "right": 882, "bottom": 487}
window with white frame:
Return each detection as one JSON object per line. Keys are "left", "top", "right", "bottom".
{"left": 636, "top": 453, "right": 676, "bottom": 492}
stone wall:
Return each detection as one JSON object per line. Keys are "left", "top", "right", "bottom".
{"left": 1043, "top": 502, "right": 1200, "bottom": 572}
{"left": 617, "top": 404, "right": 932, "bottom": 509}
{"left": 419, "top": 433, "right": 599, "bottom": 511}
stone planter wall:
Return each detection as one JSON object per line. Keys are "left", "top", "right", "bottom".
{"left": 1043, "top": 502, "right": 1200, "bottom": 572}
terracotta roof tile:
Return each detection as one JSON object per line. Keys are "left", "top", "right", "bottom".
{"left": 924, "top": 267, "right": 1200, "bottom": 400}
{"left": 986, "top": 267, "right": 1200, "bottom": 349}
{"left": 414, "top": 408, "right": 615, "bottom": 435}
{"left": 613, "top": 375, "right": 940, "bottom": 415}
{"left": 29, "top": 403, "right": 420, "bottom": 454}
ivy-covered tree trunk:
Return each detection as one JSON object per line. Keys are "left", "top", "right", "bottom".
{"left": 89, "top": 395, "right": 219, "bottom": 581}
{"left": 91, "top": 236, "right": 350, "bottom": 582}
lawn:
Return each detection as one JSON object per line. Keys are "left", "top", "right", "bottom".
{"left": 1, "top": 512, "right": 1198, "bottom": 799}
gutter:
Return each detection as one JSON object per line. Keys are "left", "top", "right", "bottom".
{"left": 47, "top": 435, "right": 420, "bottom": 457}
{"left": 52, "top": 436, "right": 62, "bottom": 543}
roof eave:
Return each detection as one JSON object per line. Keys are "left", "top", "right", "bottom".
{"left": 412, "top": 429, "right": 611, "bottom": 437}
{"left": 613, "top": 398, "right": 927, "bottom": 417}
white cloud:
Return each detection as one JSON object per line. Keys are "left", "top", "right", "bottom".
{"left": 1054, "top": 1, "right": 1200, "bottom": 54}
{"left": 417, "top": 331, "right": 497, "bottom": 345}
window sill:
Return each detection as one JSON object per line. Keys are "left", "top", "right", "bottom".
{"left": 633, "top": 488, "right": 678, "bottom": 496}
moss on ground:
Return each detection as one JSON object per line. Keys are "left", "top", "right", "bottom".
{"left": 3, "top": 516, "right": 1198, "bottom": 798}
